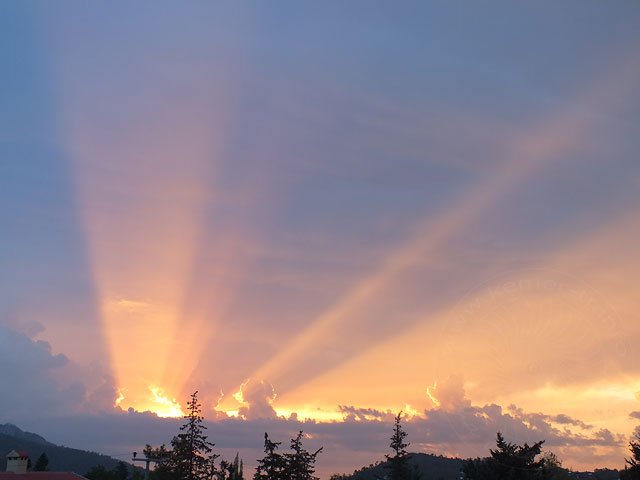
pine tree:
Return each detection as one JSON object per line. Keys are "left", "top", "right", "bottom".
{"left": 385, "top": 412, "right": 412, "bottom": 480}
{"left": 113, "top": 461, "right": 128, "bottom": 480}
{"left": 218, "top": 454, "right": 243, "bottom": 480}
{"left": 284, "top": 431, "right": 322, "bottom": 480}
{"left": 463, "top": 432, "right": 550, "bottom": 479}
{"left": 621, "top": 432, "right": 640, "bottom": 480}
{"left": 34, "top": 453, "right": 49, "bottom": 472}
{"left": 231, "top": 453, "right": 244, "bottom": 480}
{"left": 254, "top": 433, "right": 285, "bottom": 480}
{"left": 169, "top": 391, "right": 219, "bottom": 480}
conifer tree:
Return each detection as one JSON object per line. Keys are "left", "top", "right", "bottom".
{"left": 219, "top": 453, "right": 244, "bottom": 480}
{"left": 284, "top": 431, "right": 323, "bottom": 480}
{"left": 253, "top": 433, "right": 285, "bottom": 480}
{"left": 385, "top": 412, "right": 412, "bottom": 480}
{"left": 621, "top": 432, "right": 640, "bottom": 480}
{"left": 463, "top": 432, "right": 552, "bottom": 479}
{"left": 34, "top": 453, "right": 49, "bottom": 472}
{"left": 169, "top": 391, "right": 219, "bottom": 480}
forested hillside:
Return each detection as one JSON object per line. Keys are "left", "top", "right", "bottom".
{"left": 0, "top": 424, "right": 123, "bottom": 474}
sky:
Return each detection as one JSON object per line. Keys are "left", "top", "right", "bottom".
{"left": 1, "top": 1, "right": 640, "bottom": 477}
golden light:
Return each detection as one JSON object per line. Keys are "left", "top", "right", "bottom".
{"left": 243, "top": 52, "right": 640, "bottom": 414}
{"left": 276, "top": 407, "right": 344, "bottom": 422}
{"left": 148, "top": 386, "right": 185, "bottom": 418}
{"left": 60, "top": 77, "right": 233, "bottom": 416}
{"left": 426, "top": 383, "right": 440, "bottom": 409}
{"left": 115, "top": 385, "right": 185, "bottom": 418}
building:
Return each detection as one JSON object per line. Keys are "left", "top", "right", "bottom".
{"left": 0, "top": 451, "right": 87, "bottom": 480}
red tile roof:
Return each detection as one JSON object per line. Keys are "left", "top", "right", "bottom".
{"left": 0, "top": 474, "right": 87, "bottom": 480}
{"left": 6, "top": 451, "right": 29, "bottom": 459}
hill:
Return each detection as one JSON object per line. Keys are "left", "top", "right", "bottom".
{"left": 339, "top": 454, "right": 622, "bottom": 480}
{"left": 0, "top": 423, "right": 125, "bottom": 475}
{"left": 342, "top": 452, "right": 465, "bottom": 480}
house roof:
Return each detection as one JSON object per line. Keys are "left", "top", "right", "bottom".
{"left": 6, "top": 451, "right": 29, "bottom": 459}
{"left": 0, "top": 474, "right": 88, "bottom": 480}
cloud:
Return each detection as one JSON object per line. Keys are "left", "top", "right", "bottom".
{"left": 0, "top": 324, "right": 83, "bottom": 417}
{"left": 0, "top": 323, "right": 119, "bottom": 419}
{"left": 630, "top": 411, "right": 640, "bottom": 420}
{"left": 338, "top": 406, "right": 395, "bottom": 422}
{"left": 107, "top": 298, "right": 153, "bottom": 313}
{"left": 551, "top": 413, "right": 593, "bottom": 430}
{"left": 427, "top": 376, "right": 471, "bottom": 412}
{"left": 236, "top": 380, "right": 278, "bottom": 420}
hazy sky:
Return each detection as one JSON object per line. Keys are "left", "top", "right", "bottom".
{"left": 2, "top": 1, "right": 640, "bottom": 477}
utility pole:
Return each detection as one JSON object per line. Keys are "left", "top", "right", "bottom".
{"left": 132, "top": 452, "right": 164, "bottom": 480}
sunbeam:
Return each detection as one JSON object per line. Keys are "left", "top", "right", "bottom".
{"left": 246, "top": 53, "right": 640, "bottom": 399}
{"left": 59, "top": 52, "right": 231, "bottom": 415}
{"left": 277, "top": 210, "right": 640, "bottom": 422}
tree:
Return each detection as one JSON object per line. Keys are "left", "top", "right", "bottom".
{"left": 385, "top": 412, "right": 413, "bottom": 480}
{"left": 284, "top": 431, "right": 323, "bottom": 480}
{"left": 621, "top": 431, "right": 640, "bottom": 480}
{"left": 463, "top": 432, "right": 555, "bottom": 480}
{"left": 85, "top": 465, "right": 113, "bottom": 480}
{"left": 169, "top": 391, "right": 219, "bottom": 480}
{"left": 541, "top": 452, "right": 571, "bottom": 480}
{"left": 254, "top": 433, "right": 285, "bottom": 480}
{"left": 219, "top": 454, "right": 243, "bottom": 480}
{"left": 114, "top": 461, "right": 129, "bottom": 480}
{"left": 254, "top": 431, "right": 322, "bottom": 480}
{"left": 143, "top": 444, "right": 175, "bottom": 480}
{"left": 34, "top": 453, "right": 49, "bottom": 472}
{"left": 85, "top": 462, "right": 134, "bottom": 480}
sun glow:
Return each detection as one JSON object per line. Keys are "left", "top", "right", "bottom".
{"left": 115, "top": 385, "right": 184, "bottom": 418}
{"left": 149, "top": 386, "right": 185, "bottom": 418}
{"left": 275, "top": 407, "right": 344, "bottom": 422}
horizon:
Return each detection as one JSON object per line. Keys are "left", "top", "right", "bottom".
{"left": 1, "top": 2, "right": 640, "bottom": 478}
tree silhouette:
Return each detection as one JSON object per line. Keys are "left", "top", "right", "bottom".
{"left": 85, "top": 463, "right": 133, "bottom": 480}
{"left": 113, "top": 461, "right": 129, "bottom": 480}
{"left": 384, "top": 412, "right": 415, "bottom": 480}
{"left": 621, "top": 431, "right": 640, "bottom": 480}
{"left": 219, "top": 453, "right": 244, "bottom": 480}
{"left": 254, "top": 431, "right": 322, "bottom": 480}
{"left": 169, "top": 391, "right": 219, "bottom": 480}
{"left": 284, "top": 431, "right": 323, "bottom": 480}
{"left": 142, "top": 444, "right": 175, "bottom": 480}
{"left": 254, "top": 433, "right": 285, "bottom": 480}
{"left": 33, "top": 453, "right": 49, "bottom": 472}
{"left": 463, "top": 432, "right": 558, "bottom": 479}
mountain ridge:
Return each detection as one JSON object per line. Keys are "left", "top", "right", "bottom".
{"left": 0, "top": 423, "right": 124, "bottom": 475}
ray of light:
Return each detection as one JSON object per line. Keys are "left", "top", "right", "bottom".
{"left": 60, "top": 63, "right": 233, "bottom": 415}
{"left": 275, "top": 210, "right": 640, "bottom": 427}
{"left": 247, "top": 53, "right": 640, "bottom": 395}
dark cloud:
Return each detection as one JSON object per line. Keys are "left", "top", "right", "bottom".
{"left": 0, "top": 324, "right": 83, "bottom": 418}
{"left": 630, "top": 411, "right": 640, "bottom": 420}
{"left": 551, "top": 413, "right": 593, "bottom": 430}
{"left": 0, "top": 324, "right": 117, "bottom": 419}
{"left": 418, "top": 401, "right": 623, "bottom": 461}
{"left": 338, "top": 406, "right": 394, "bottom": 422}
